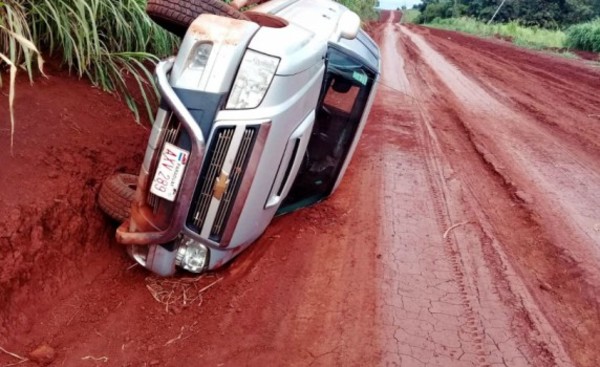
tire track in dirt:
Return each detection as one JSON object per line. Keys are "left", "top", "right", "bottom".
{"left": 416, "top": 104, "right": 493, "bottom": 367}
{"left": 390, "top": 38, "right": 493, "bottom": 364}
{"left": 371, "top": 16, "right": 565, "bottom": 366}
{"left": 398, "top": 24, "right": 600, "bottom": 366}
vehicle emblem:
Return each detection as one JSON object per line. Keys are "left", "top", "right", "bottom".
{"left": 213, "top": 170, "right": 230, "bottom": 200}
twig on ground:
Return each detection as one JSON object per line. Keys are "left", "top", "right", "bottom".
{"left": 443, "top": 221, "right": 471, "bottom": 239}
{"left": 197, "top": 277, "right": 222, "bottom": 294}
{"left": 0, "top": 346, "right": 27, "bottom": 364}
{"left": 69, "top": 123, "right": 82, "bottom": 133}
{"left": 145, "top": 275, "right": 221, "bottom": 312}
{"left": 164, "top": 326, "right": 185, "bottom": 346}
{"left": 3, "top": 360, "right": 28, "bottom": 367}
{"left": 67, "top": 309, "right": 81, "bottom": 326}
{"left": 81, "top": 356, "right": 108, "bottom": 363}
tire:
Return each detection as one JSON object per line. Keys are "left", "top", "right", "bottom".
{"left": 98, "top": 173, "right": 137, "bottom": 223}
{"left": 146, "top": 0, "right": 249, "bottom": 37}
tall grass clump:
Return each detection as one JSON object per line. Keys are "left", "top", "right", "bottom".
{"left": 566, "top": 19, "right": 600, "bottom": 52}
{"left": 1, "top": 0, "right": 179, "bottom": 151}
{"left": 28, "top": 0, "right": 179, "bottom": 122}
{"left": 337, "top": 0, "right": 378, "bottom": 21}
{"left": 0, "top": 0, "right": 44, "bottom": 151}
{"left": 401, "top": 9, "right": 421, "bottom": 24}
{"left": 429, "top": 17, "right": 566, "bottom": 49}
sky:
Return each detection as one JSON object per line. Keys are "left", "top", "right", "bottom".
{"left": 378, "top": 0, "right": 422, "bottom": 10}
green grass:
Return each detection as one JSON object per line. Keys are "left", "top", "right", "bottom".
{"left": 337, "top": 0, "right": 378, "bottom": 21}
{"left": 1, "top": 0, "right": 180, "bottom": 152}
{"left": 428, "top": 17, "right": 567, "bottom": 50}
{"left": 556, "top": 50, "right": 580, "bottom": 59}
{"left": 0, "top": 0, "right": 44, "bottom": 151}
{"left": 566, "top": 18, "right": 600, "bottom": 52}
{"left": 401, "top": 9, "right": 421, "bottom": 24}
{"left": 29, "top": 0, "right": 179, "bottom": 122}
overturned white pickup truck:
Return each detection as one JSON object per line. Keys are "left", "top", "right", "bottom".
{"left": 98, "top": 0, "right": 381, "bottom": 276}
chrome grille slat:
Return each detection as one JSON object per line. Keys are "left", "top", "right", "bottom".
{"left": 192, "top": 128, "right": 235, "bottom": 228}
{"left": 211, "top": 129, "right": 255, "bottom": 236}
{"left": 188, "top": 125, "right": 258, "bottom": 242}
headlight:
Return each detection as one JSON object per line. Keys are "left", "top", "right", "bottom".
{"left": 188, "top": 42, "right": 212, "bottom": 71}
{"left": 179, "top": 42, "right": 213, "bottom": 85}
{"left": 226, "top": 50, "right": 280, "bottom": 110}
{"left": 175, "top": 236, "right": 209, "bottom": 273}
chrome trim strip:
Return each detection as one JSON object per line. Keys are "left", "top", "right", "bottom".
{"left": 142, "top": 109, "right": 170, "bottom": 174}
{"left": 265, "top": 110, "right": 314, "bottom": 208}
{"left": 117, "top": 59, "right": 206, "bottom": 246}
{"left": 148, "top": 108, "right": 169, "bottom": 150}
{"left": 181, "top": 226, "right": 220, "bottom": 248}
{"left": 220, "top": 121, "right": 271, "bottom": 247}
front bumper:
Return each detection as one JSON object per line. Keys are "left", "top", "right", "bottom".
{"left": 117, "top": 59, "right": 272, "bottom": 276}
{"left": 116, "top": 59, "right": 207, "bottom": 275}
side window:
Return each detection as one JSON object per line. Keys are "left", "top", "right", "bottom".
{"left": 277, "top": 46, "right": 376, "bottom": 214}
{"left": 323, "top": 80, "right": 360, "bottom": 114}
{"left": 319, "top": 47, "right": 374, "bottom": 118}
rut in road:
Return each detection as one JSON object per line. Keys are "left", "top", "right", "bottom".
{"left": 401, "top": 24, "right": 600, "bottom": 367}
{"left": 372, "top": 16, "right": 576, "bottom": 366}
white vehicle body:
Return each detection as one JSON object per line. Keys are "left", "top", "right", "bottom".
{"left": 116, "top": 0, "right": 381, "bottom": 275}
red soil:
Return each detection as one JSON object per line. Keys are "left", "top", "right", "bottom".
{"left": 1, "top": 11, "right": 599, "bottom": 367}
{"left": 0, "top": 64, "right": 147, "bottom": 351}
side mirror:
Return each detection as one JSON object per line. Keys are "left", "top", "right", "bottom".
{"left": 337, "top": 11, "right": 360, "bottom": 40}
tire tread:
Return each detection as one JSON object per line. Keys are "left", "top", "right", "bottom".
{"left": 146, "top": 0, "right": 248, "bottom": 37}
{"left": 98, "top": 174, "right": 137, "bottom": 223}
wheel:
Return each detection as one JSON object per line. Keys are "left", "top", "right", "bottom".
{"left": 98, "top": 173, "right": 137, "bottom": 223}
{"left": 146, "top": 0, "right": 249, "bottom": 37}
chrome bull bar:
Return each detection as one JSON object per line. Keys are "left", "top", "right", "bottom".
{"left": 116, "top": 58, "right": 206, "bottom": 246}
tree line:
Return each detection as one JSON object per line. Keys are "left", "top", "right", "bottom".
{"left": 415, "top": 0, "right": 600, "bottom": 27}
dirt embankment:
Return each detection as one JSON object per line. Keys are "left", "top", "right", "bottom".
{"left": 0, "top": 65, "right": 147, "bottom": 347}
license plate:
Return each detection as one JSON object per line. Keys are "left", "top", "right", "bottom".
{"left": 150, "top": 142, "right": 189, "bottom": 202}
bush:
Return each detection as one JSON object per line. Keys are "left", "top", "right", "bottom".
{"left": 337, "top": 0, "right": 378, "bottom": 21}
{"left": 421, "top": 1, "right": 453, "bottom": 23}
{"left": 428, "top": 17, "right": 566, "bottom": 49}
{"left": 401, "top": 9, "right": 421, "bottom": 24}
{"left": 566, "top": 18, "right": 600, "bottom": 52}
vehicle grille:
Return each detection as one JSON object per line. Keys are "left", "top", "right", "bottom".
{"left": 211, "top": 128, "right": 255, "bottom": 236}
{"left": 189, "top": 125, "right": 257, "bottom": 241}
{"left": 191, "top": 128, "right": 235, "bottom": 229}
{"left": 148, "top": 113, "right": 181, "bottom": 211}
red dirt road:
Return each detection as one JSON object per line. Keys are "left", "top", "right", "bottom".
{"left": 2, "top": 11, "right": 600, "bottom": 367}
